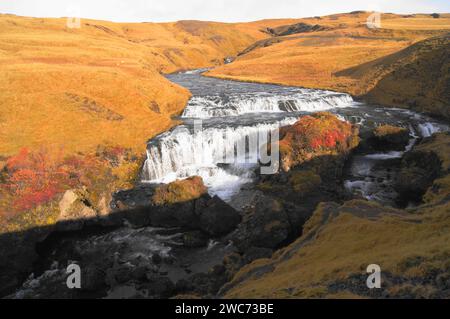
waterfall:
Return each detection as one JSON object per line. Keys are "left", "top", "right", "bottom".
{"left": 182, "top": 91, "right": 354, "bottom": 118}
{"left": 142, "top": 118, "right": 296, "bottom": 185}
{"left": 417, "top": 122, "right": 444, "bottom": 138}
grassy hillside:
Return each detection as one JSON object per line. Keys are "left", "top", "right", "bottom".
{"left": 356, "top": 34, "right": 449, "bottom": 119}
{"left": 0, "top": 14, "right": 293, "bottom": 156}
{"left": 207, "top": 12, "right": 450, "bottom": 118}
{"left": 0, "top": 14, "right": 300, "bottom": 231}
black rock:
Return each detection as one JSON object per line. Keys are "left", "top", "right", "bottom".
{"left": 196, "top": 196, "right": 242, "bottom": 236}
{"left": 183, "top": 231, "right": 209, "bottom": 248}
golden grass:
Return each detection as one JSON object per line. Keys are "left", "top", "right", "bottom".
{"left": 373, "top": 125, "right": 407, "bottom": 137}
{"left": 1, "top": 14, "right": 307, "bottom": 230}
{"left": 225, "top": 200, "right": 450, "bottom": 298}
{"left": 0, "top": 14, "right": 300, "bottom": 157}
{"left": 207, "top": 12, "right": 450, "bottom": 97}
{"left": 152, "top": 176, "right": 207, "bottom": 205}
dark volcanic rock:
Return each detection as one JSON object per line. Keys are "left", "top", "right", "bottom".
{"left": 367, "top": 125, "right": 410, "bottom": 152}
{"left": 176, "top": 264, "right": 229, "bottom": 296}
{"left": 266, "top": 22, "right": 329, "bottom": 37}
{"left": 182, "top": 231, "right": 209, "bottom": 248}
{"left": 231, "top": 195, "right": 291, "bottom": 251}
{"left": 140, "top": 274, "right": 175, "bottom": 298}
{"left": 147, "top": 194, "right": 241, "bottom": 236}
{"left": 196, "top": 196, "right": 242, "bottom": 236}
{"left": 395, "top": 149, "right": 442, "bottom": 205}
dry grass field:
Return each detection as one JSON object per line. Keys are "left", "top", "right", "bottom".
{"left": 207, "top": 12, "right": 450, "bottom": 117}
{"left": 0, "top": 14, "right": 296, "bottom": 157}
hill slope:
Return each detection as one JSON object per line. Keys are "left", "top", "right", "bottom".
{"left": 354, "top": 34, "right": 449, "bottom": 119}
{"left": 207, "top": 12, "right": 450, "bottom": 118}
{"left": 0, "top": 14, "right": 291, "bottom": 156}
{"left": 0, "top": 14, "right": 299, "bottom": 230}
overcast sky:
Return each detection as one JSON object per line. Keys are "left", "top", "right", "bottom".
{"left": 1, "top": 0, "right": 449, "bottom": 22}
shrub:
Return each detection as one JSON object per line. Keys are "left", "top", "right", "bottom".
{"left": 278, "top": 112, "right": 357, "bottom": 171}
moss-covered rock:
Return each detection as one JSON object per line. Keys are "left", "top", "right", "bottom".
{"left": 289, "top": 170, "right": 322, "bottom": 195}
{"left": 372, "top": 125, "right": 410, "bottom": 151}
{"left": 152, "top": 176, "right": 207, "bottom": 206}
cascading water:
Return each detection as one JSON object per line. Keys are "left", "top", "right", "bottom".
{"left": 142, "top": 118, "right": 296, "bottom": 200}
{"left": 13, "top": 69, "right": 450, "bottom": 298}
{"left": 182, "top": 91, "right": 354, "bottom": 118}
{"left": 343, "top": 120, "right": 448, "bottom": 204}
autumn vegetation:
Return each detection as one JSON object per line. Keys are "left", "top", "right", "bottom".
{"left": 278, "top": 112, "right": 359, "bottom": 172}
{"left": 207, "top": 12, "right": 450, "bottom": 119}
{"left": 223, "top": 132, "right": 450, "bottom": 299}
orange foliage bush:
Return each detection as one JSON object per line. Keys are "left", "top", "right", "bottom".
{"left": 278, "top": 112, "right": 357, "bottom": 171}
{"left": 280, "top": 112, "right": 353, "bottom": 151}
{"left": 2, "top": 148, "right": 107, "bottom": 212}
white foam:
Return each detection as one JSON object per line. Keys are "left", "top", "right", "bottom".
{"left": 182, "top": 91, "right": 354, "bottom": 118}
{"left": 418, "top": 122, "right": 442, "bottom": 138}
{"left": 142, "top": 118, "right": 296, "bottom": 200}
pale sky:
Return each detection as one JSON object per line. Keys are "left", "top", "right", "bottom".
{"left": 1, "top": 0, "right": 449, "bottom": 22}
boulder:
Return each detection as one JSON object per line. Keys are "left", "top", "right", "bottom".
{"left": 368, "top": 125, "right": 410, "bottom": 152}
{"left": 196, "top": 196, "right": 241, "bottom": 236}
{"left": 232, "top": 195, "right": 291, "bottom": 251}
{"left": 57, "top": 189, "right": 98, "bottom": 231}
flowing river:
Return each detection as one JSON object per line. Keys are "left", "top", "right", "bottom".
{"left": 142, "top": 69, "right": 448, "bottom": 205}
{"left": 11, "top": 69, "right": 449, "bottom": 298}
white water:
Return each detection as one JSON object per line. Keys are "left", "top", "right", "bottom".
{"left": 182, "top": 91, "right": 354, "bottom": 118}
{"left": 344, "top": 121, "right": 447, "bottom": 202}
{"left": 142, "top": 118, "right": 296, "bottom": 200}
{"left": 418, "top": 122, "right": 443, "bottom": 138}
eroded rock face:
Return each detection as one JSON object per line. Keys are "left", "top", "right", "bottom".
{"left": 57, "top": 190, "right": 97, "bottom": 229}
{"left": 110, "top": 177, "right": 241, "bottom": 236}
{"left": 232, "top": 195, "right": 291, "bottom": 251}
{"left": 235, "top": 113, "right": 360, "bottom": 252}
{"left": 266, "top": 22, "right": 329, "bottom": 37}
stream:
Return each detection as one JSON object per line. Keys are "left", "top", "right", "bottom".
{"left": 11, "top": 69, "right": 449, "bottom": 298}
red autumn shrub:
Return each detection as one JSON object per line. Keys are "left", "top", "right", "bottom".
{"left": 2, "top": 148, "right": 109, "bottom": 212}
{"left": 280, "top": 113, "right": 352, "bottom": 152}
{"left": 278, "top": 112, "right": 357, "bottom": 171}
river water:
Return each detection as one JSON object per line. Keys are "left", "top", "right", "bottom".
{"left": 142, "top": 69, "right": 448, "bottom": 204}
